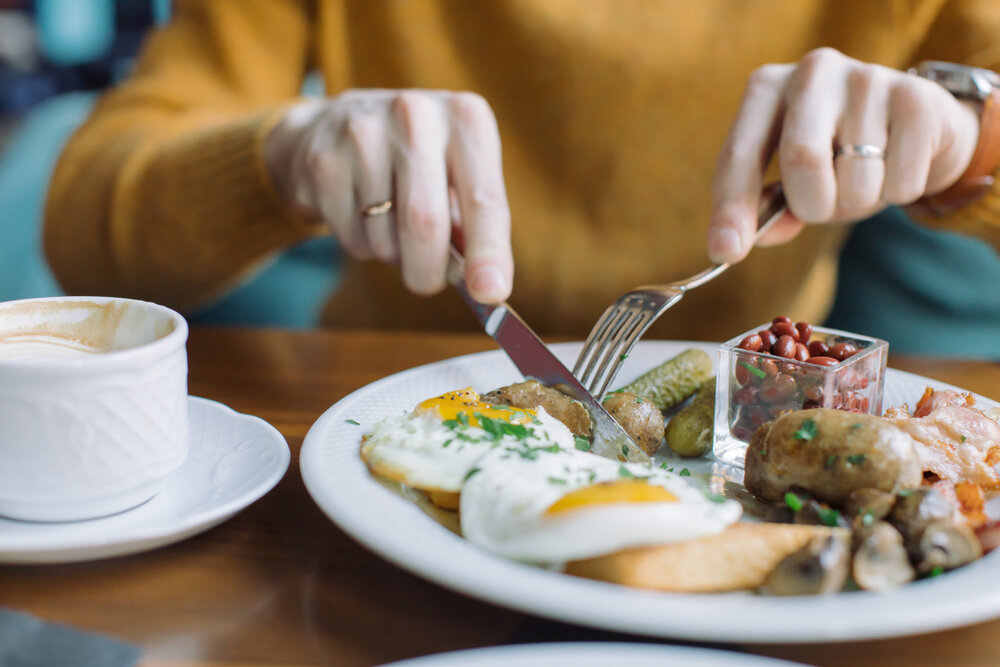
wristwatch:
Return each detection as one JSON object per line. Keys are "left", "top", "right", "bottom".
{"left": 909, "top": 60, "right": 1000, "bottom": 215}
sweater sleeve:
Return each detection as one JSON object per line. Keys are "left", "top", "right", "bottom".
{"left": 905, "top": 0, "right": 1000, "bottom": 252}
{"left": 43, "top": 0, "right": 326, "bottom": 311}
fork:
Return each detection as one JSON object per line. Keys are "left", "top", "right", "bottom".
{"left": 572, "top": 183, "right": 788, "bottom": 400}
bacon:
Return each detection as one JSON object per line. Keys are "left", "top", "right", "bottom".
{"left": 887, "top": 392, "right": 1000, "bottom": 490}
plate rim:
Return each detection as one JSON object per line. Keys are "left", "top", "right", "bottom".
{"left": 0, "top": 395, "right": 290, "bottom": 563}
{"left": 301, "top": 340, "right": 1000, "bottom": 644}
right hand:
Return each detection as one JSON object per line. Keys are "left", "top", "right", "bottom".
{"left": 264, "top": 89, "right": 513, "bottom": 303}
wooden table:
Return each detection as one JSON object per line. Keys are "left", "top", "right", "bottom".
{"left": 2, "top": 327, "right": 999, "bottom": 667}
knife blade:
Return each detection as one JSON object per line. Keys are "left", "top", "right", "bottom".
{"left": 447, "top": 246, "right": 650, "bottom": 465}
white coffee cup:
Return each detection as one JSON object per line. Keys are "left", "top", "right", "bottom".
{"left": 0, "top": 296, "right": 189, "bottom": 521}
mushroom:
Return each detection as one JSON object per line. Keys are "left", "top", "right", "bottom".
{"left": 888, "top": 487, "right": 956, "bottom": 546}
{"left": 792, "top": 497, "right": 851, "bottom": 529}
{"left": 843, "top": 488, "right": 897, "bottom": 523}
{"left": 763, "top": 533, "right": 851, "bottom": 596}
{"left": 851, "top": 520, "right": 915, "bottom": 592}
{"left": 912, "top": 519, "right": 983, "bottom": 576}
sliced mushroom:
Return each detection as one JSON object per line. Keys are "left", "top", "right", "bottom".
{"left": 851, "top": 520, "right": 915, "bottom": 592}
{"left": 888, "top": 487, "right": 956, "bottom": 547}
{"left": 763, "top": 533, "right": 851, "bottom": 596}
{"left": 912, "top": 519, "right": 983, "bottom": 576}
{"left": 843, "top": 488, "right": 897, "bottom": 523}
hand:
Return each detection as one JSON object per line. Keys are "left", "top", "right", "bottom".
{"left": 707, "top": 48, "right": 981, "bottom": 263}
{"left": 264, "top": 89, "right": 513, "bottom": 303}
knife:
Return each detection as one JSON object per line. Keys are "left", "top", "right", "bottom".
{"left": 447, "top": 246, "right": 650, "bottom": 465}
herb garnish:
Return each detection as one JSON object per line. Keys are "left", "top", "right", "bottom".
{"left": 738, "top": 360, "right": 767, "bottom": 380}
{"left": 846, "top": 453, "right": 866, "bottom": 465}
{"left": 929, "top": 565, "right": 944, "bottom": 578}
{"left": 826, "top": 454, "right": 838, "bottom": 468}
{"left": 547, "top": 477, "right": 567, "bottom": 485}
{"left": 784, "top": 492, "right": 804, "bottom": 512}
{"left": 464, "top": 467, "right": 481, "bottom": 481}
{"left": 793, "top": 418, "right": 818, "bottom": 441}
{"left": 679, "top": 468, "right": 691, "bottom": 477}
{"left": 345, "top": 419, "right": 360, "bottom": 425}
{"left": 574, "top": 435, "right": 591, "bottom": 452}
{"left": 817, "top": 506, "right": 841, "bottom": 527}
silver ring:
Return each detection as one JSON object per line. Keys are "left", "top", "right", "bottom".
{"left": 360, "top": 200, "right": 393, "bottom": 217}
{"left": 834, "top": 144, "right": 886, "bottom": 159}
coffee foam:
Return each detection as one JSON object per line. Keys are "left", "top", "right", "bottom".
{"left": 0, "top": 299, "right": 176, "bottom": 360}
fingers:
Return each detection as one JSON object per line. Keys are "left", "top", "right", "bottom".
{"left": 778, "top": 48, "right": 841, "bottom": 223}
{"left": 834, "top": 64, "right": 888, "bottom": 213}
{"left": 345, "top": 112, "right": 398, "bottom": 262}
{"left": 709, "top": 63, "right": 792, "bottom": 263}
{"left": 446, "top": 93, "right": 513, "bottom": 303}
{"left": 391, "top": 92, "right": 452, "bottom": 295}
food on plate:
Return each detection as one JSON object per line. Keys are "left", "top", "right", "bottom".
{"left": 886, "top": 398, "right": 1000, "bottom": 490}
{"left": 600, "top": 391, "right": 664, "bottom": 455}
{"left": 619, "top": 348, "right": 712, "bottom": 410}
{"left": 850, "top": 520, "right": 915, "bottom": 592}
{"left": 721, "top": 317, "right": 887, "bottom": 444}
{"left": 762, "top": 532, "right": 851, "bottom": 595}
{"left": 744, "top": 409, "right": 923, "bottom": 505}
{"left": 359, "top": 388, "right": 576, "bottom": 507}
{"left": 664, "top": 378, "right": 715, "bottom": 457}
{"left": 565, "top": 522, "right": 845, "bottom": 593}
{"left": 459, "top": 443, "right": 741, "bottom": 563}
{"left": 483, "top": 380, "right": 592, "bottom": 437}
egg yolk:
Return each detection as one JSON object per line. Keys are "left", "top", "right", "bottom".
{"left": 545, "top": 480, "right": 677, "bottom": 515}
{"left": 416, "top": 388, "right": 535, "bottom": 426}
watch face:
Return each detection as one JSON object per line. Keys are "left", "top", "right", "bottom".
{"left": 914, "top": 60, "right": 996, "bottom": 100}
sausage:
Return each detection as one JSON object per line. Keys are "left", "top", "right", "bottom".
{"left": 601, "top": 391, "right": 664, "bottom": 456}
{"left": 744, "top": 409, "right": 922, "bottom": 505}
{"left": 483, "top": 380, "right": 592, "bottom": 437}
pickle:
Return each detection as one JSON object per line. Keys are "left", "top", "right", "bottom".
{"left": 619, "top": 348, "right": 713, "bottom": 411}
{"left": 665, "top": 377, "right": 716, "bottom": 457}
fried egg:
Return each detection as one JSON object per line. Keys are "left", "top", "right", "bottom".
{"left": 360, "top": 388, "right": 577, "bottom": 494}
{"left": 459, "top": 444, "right": 742, "bottom": 564}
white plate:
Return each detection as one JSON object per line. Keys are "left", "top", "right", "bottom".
{"left": 379, "top": 642, "right": 807, "bottom": 667}
{"left": 0, "top": 396, "right": 289, "bottom": 563}
{"left": 301, "top": 341, "right": 1000, "bottom": 644}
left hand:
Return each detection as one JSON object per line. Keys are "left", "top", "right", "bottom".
{"left": 707, "top": 48, "right": 981, "bottom": 263}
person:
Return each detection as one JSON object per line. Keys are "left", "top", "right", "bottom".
{"left": 42, "top": 0, "right": 1000, "bottom": 343}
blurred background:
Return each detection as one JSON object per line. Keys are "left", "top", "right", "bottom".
{"left": 1, "top": 0, "right": 998, "bottom": 356}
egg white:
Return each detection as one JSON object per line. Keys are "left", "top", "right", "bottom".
{"left": 360, "top": 402, "right": 576, "bottom": 494}
{"left": 459, "top": 446, "right": 742, "bottom": 564}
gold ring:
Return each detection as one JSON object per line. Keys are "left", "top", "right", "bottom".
{"left": 360, "top": 200, "right": 393, "bottom": 217}
{"left": 834, "top": 144, "right": 885, "bottom": 159}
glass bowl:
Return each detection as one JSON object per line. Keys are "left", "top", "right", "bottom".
{"left": 713, "top": 324, "right": 888, "bottom": 468}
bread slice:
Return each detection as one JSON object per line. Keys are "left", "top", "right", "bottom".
{"left": 565, "top": 522, "right": 847, "bottom": 593}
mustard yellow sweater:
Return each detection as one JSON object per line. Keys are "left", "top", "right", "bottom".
{"left": 44, "top": 0, "right": 1000, "bottom": 339}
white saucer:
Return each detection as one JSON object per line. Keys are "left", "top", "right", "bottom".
{"left": 0, "top": 396, "right": 289, "bottom": 564}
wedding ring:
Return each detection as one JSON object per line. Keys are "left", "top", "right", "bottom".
{"left": 360, "top": 200, "right": 393, "bottom": 217}
{"left": 834, "top": 144, "right": 886, "bottom": 159}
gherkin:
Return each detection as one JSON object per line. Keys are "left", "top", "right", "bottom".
{"left": 618, "top": 348, "right": 713, "bottom": 411}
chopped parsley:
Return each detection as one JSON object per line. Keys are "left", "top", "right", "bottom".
{"left": 898, "top": 489, "right": 914, "bottom": 498}
{"left": 961, "top": 434, "right": 967, "bottom": 443}
{"left": 659, "top": 461, "right": 673, "bottom": 471}
{"left": 929, "top": 565, "right": 944, "bottom": 578}
{"left": 345, "top": 419, "right": 360, "bottom": 426}
{"left": 849, "top": 423, "right": 863, "bottom": 431}
{"left": 464, "top": 467, "right": 481, "bottom": 481}
{"left": 621, "top": 444, "right": 630, "bottom": 457}
{"left": 817, "top": 506, "right": 841, "bottom": 527}
{"left": 793, "top": 418, "right": 818, "bottom": 441}
{"left": 574, "top": 435, "right": 591, "bottom": 452}
{"left": 825, "top": 454, "right": 838, "bottom": 468}
{"left": 738, "top": 360, "right": 767, "bottom": 380}
{"left": 846, "top": 453, "right": 867, "bottom": 465}
{"left": 618, "top": 465, "right": 637, "bottom": 479}
{"left": 619, "top": 353, "right": 629, "bottom": 362}
{"left": 547, "top": 476, "right": 567, "bottom": 485}
{"left": 679, "top": 468, "right": 691, "bottom": 477}
{"left": 784, "top": 492, "right": 804, "bottom": 512}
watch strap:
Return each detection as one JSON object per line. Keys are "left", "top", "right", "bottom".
{"left": 913, "top": 87, "right": 1000, "bottom": 215}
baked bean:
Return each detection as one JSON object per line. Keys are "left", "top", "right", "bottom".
{"left": 829, "top": 342, "right": 857, "bottom": 361}
{"left": 807, "top": 340, "right": 829, "bottom": 357}
{"left": 760, "top": 374, "right": 797, "bottom": 403}
{"left": 803, "top": 384, "right": 824, "bottom": 401}
{"left": 772, "top": 335, "right": 796, "bottom": 358}
{"left": 806, "top": 355, "right": 838, "bottom": 367}
{"left": 735, "top": 359, "right": 752, "bottom": 385}
{"left": 772, "top": 315, "right": 792, "bottom": 325}
{"left": 770, "top": 320, "right": 799, "bottom": 341}
{"left": 794, "top": 343, "right": 810, "bottom": 361}
{"left": 733, "top": 384, "right": 757, "bottom": 405}
{"left": 758, "top": 329, "right": 778, "bottom": 350}
{"left": 738, "top": 333, "right": 763, "bottom": 352}
{"left": 795, "top": 322, "right": 813, "bottom": 342}
{"left": 760, "top": 358, "right": 779, "bottom": 377}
